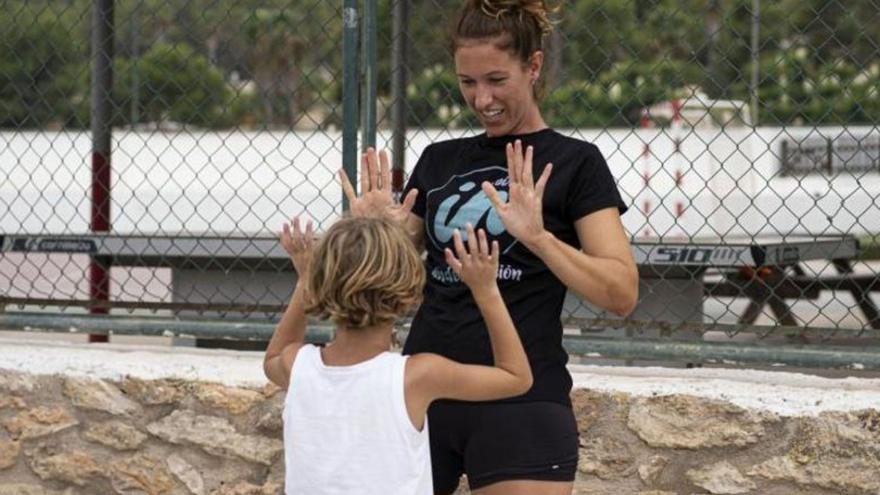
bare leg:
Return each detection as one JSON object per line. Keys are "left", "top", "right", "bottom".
{"left": 472, "top": 479, "right": 573, "bottom": 495}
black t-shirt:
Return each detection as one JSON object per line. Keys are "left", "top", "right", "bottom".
{"left": 402, "top": 128, "right": 627, "bottom": 406}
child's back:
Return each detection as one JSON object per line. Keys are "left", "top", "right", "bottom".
{"left": 283, "top": 345, "right": 431, "bottom": 494}
{"left": 264, "top": 214, "right": 531, "bottom": 495}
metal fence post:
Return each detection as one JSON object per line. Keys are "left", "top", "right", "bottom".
{"left": 89, "top": 0, "right": 114, "bottom": 342}
{"left": 342, "top": 0, "right": 359, "bottom": 211}
{"left": 130, "top": 0, "right": 140, "bottom": 126}
{"left": 390, "top": 0, "right": 408, "bottom": 196}
{"left": 361, "top": 0, "right": 377, "bottom": 151}
{"left": 750, "top": 0, "right": 760, "bottom": 125}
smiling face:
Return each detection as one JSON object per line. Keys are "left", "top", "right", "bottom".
{"left": 454, "top": 38, "right": 546, "bottom": 137}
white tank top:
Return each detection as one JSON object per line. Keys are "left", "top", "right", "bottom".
{"left": 283, "top": 344, "right": 432, "bottom": 495}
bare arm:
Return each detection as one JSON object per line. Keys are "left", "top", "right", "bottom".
{"left": 482, "top": 140, "right": 638, "bottom": 316}
{"left": 405, "top": 225, "right": 532, "bottom": 429}
{"left": 526, "top": 208, "right": 637, "bottom": 316}
{"left": 402, "top": 212, "right": 425, "bottom": 252}
{"left": 263, "top": 281, "right": 307, "bottom": 389}
{"left": 409, "top": 288, "right": 532, "bottom": 401}
{"left": 263, "top": 217, "right": 315, "bottom": 389}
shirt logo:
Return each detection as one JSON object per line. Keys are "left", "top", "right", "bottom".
{"left": 425, "top": 166, "right": 518, "bottom": 254}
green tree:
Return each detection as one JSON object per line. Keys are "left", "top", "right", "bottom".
{"left": 243, "top": 9, "right": 307, "bottom": 126}
{"left": 0, "top": 4, "right": 89, "bottom": 127}
{"left": 114, "top": 43, "right": 231, "bottom": 128}
{"left": 112, "top": 0, "right": 342, "bottom": 128}
{"left": 545, "top": 58, "right": 699, "bottom": 127}
{"left": 734, "top": 47, "right": 880, "bottom": 125}
{"left": 2, "top": 0, "right": 877, "bottom": 129}
{"left": 406, "top": 64, "right": 477, "bottom": 129}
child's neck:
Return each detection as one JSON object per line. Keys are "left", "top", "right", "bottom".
{"left": 320, "top": 323, "right": 395, "bottom": 367}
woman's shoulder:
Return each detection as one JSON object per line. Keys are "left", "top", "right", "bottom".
{"left": 542, "top": 129, "right": 602, "bottom": 155}
{"left": 421, "top": 134, "right": 481, "bottom": 156}
{"left": 537, "top": 130, "right": 606, "bottom": 170}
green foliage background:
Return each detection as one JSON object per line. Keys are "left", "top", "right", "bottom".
{"left": 1, "top": 0, "right": 878, "bottom": 129}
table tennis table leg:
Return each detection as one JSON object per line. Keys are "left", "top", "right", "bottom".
{"left": 768, "top": 297, "right": 798, "bottom": 326}
{"left": 833, "top": 259, "right": 880, "bottom": 330}
{"left": 739, "top": 297, "right": 764, "bottom": 325}
{"left": 736, "top": 266, "right": 799, "bottom": 327}
{"left": 770, "top": 265, "right": 799, "bottom": 326}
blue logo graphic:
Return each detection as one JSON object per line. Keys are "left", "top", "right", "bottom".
{"left": 425, "top": 166, "right": 517, "bottom": 254}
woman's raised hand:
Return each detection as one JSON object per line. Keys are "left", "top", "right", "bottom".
{"left": 339, "top": 147, "right": 418, "bottom": 227}
{"left": 481, "top": 140, "right": 553, "bottom": 249}
{"left": 280, "top": 216, "right": 315, "bottom": 276}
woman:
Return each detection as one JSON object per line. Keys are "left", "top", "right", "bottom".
{"left": 341, "top": 1, "right": 638, "bottom": 493}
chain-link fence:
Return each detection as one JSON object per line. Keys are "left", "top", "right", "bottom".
{"left": 1, "top": 1, "right": 879, "bottom": 364}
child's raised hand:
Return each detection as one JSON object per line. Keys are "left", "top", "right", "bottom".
{"left": 444, "top": 224, "right": 499, "bottom": 295}
{"left": 280, "top": 216, "right": 315, "bottom": 276}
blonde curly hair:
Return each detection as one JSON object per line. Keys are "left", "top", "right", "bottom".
{"left": 304, "top": 216, "right": 425, "bottom": 330}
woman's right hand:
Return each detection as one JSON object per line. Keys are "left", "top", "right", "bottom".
{"left": 445, "top": 223, "right": 500, "bottom": 297}
{"left": 339, "top": 147, "right": 418, "bottom": 227}
{"left": 280, "top": 216, "right": 314, "bottom": 276}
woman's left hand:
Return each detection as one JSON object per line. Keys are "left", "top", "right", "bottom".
{"left": 481, "top": 140, "right": 553, "bottom": 249}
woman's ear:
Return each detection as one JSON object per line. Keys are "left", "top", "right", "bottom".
{"left": 528, "top": 50, "right": 544, "bottom": 82}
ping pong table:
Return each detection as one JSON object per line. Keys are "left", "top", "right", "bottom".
{"left": 1, "top": 232, "right": 872, "bottom": 330}
{"left": 609, "top": 235, "right": 873, "bottom": 330}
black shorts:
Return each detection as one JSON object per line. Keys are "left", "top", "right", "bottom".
{"left": 427, "top": 400, "right": 579, "bottom": 493}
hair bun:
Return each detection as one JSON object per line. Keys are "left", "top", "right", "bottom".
{"left": 475, "top": 0, "right": 556, "bottom": 34}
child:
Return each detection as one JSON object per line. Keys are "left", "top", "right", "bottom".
{"left": 263, "top": 216, "right": 532, "bottom": 495}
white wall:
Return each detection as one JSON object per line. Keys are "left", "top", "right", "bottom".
{"left": 2, "top": 127, "right": 878, "bottom": 237}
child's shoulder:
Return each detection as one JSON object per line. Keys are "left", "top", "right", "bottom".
{"left": 283, "top": 342, "right": 313, "bottom": 371}
{"left": 405, "top": 352, "right": 452, "bottom": 384}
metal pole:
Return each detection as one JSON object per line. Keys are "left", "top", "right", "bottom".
{"left": 361, "top": 0, "right": 377, "bottom": 151}
{"left": 562, "top": 336, "right": 880, "bottom": 371}
{"left": 703, "top": 0, "right": 721, "bottom": 99}
{"left": 390, "top": 0, "right": 408, "bottom": 196}
{"left": 4, "top": 312, "right": 880, "bottom": 369}
{"left": 342, "top": 0, "right": 359, "bottom": 211}
{"left": 0, "top": 312, "right": 334, "bottom": 343}
{"left": 131, "top": 0, "right": 139, "bottom": 126}
{"left": 90, "top": 0, "right": 114, "bottom": 343}
{"left": 750, "top": 0, "right": 760, "bottom": 125}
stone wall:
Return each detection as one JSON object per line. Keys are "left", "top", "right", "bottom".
{"left": 1, "top": 368, "right": 878, "bottom": 495}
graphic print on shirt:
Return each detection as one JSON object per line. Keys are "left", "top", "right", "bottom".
{"left": 425, "top": 166, "right": 524, "bottom": 284}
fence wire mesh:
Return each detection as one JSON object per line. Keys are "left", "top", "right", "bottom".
{"left": 1, "top": 0, "right": 879, "bottom": 345}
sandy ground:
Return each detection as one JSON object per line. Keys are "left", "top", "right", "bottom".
{"left": 1, "top": 335, "right": 879, "bottom": 417}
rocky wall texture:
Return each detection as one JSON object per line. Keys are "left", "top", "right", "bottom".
{"left": 1, "top": 369, "right": 878, "bottom": 495}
